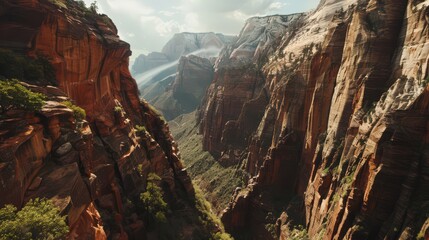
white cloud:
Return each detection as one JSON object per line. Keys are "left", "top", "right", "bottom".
{"left": 82, "top": 0, "right": 319, "bottom": 59}
{"left": 268, "top": 2, "right": 287, "bottom": 10}
{"left": 229, "top": 10, "right": 252, "bottom": 21}
{"left": 184, "top": 13, "right": 201, "bottom": 31}
{"left": 159, "top": 10, "right": 176, "bottom": 17}
{"left": 140, "top": 16, "right": 183, "bottom": 36}
{"left": 106, "top": 0, "right": 154, "bottom": 15}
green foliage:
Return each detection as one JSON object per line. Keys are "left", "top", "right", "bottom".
{"left": 140, "top": 173, "right": 169, "bottom": 226}
{"left": 321, "top": 167, "right": 330, "bottom": 176}
{"left": 417, "top": 231, "right": 425, "bottom": 240}
{"left": 289, "top": 225, "right": 309, "bottom": 240}
{"left": 0, "top": 198, "right": 68, "bottom": 240}
{"left": 0, "top": 49, "right": 56, "bottom": 85}
{"left": 211, "top": 232, "right": 234, "bottom": 240}
{"left": 0, "top": 79, "right": 46, "bottom": 114}
{"left": 147, "top": 103, "right": 166, "bottom": 123}
{"left": 265, "top": 223, "right": 277, "bottom": 239}
{"left": 74, "top": 0, "right": 99, "bottom": 16}
{"left": 49, "top": 0, "right": 67, "bottom": 8}
{"left": 61, "top": 101, "right": 86, "bottom": 122}
{"left": 89, "top": 1, "right": 98, "bottom": 13}
{"left": 135, "top": 125, "right": 147, "bottom": 134}
{"left": 170, "top": 112, "right": 244, "bottom": 212}
{"left": 194, "top": 186, "right": 222, "bottom": 229}
{"left": 421, "top": 75, "right": 429, "bottom": 87}
{"left": 114, "top": 106, "right": 123, "bottom": 113}
{"left": 74, "top": 0, "right": 86, "bottom": 9}
{"left": 194, "top": 186, "right": 233, "bottom": 240}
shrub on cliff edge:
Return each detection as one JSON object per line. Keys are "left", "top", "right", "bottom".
{"left": 61, "top": 101, "right": 86, "bottom": 122}
{"left": 0, "top": 49, "right": 56, "bottom": 85}
{"left": 0, "top": 198, "right": 68, "bottom": 240}
{"left": 0, "top": 79, "right": 46, "bottom": 115}
{"left": 140, "top": 173, "right": 169, "bottom": 225}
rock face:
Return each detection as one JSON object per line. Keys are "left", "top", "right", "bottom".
{"left": 133, "top": 32, "right": 235, "bottom": 102}
{"left": 132, "top": 52, "right": 170, "bottom": 75}
{"left": 162, "top": 32, "right": 236, "bottom": 61}
{"left": 0, "top": 0, "right": 213, "bottom": 239}
{"left": 197, "top": 0, "right": 429, "bottom": 239}
{"left": 149, "top": 55, "right": 214, "bottom": 120}
{"left": 199, "top": 13, "right": 304, "bottom": 155}
{"left": 132, "top": 32, "right": 235, "bottom": 76}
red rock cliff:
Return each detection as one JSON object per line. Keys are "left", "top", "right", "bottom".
{"left": 0, "top": 0, "right": 203, "bottom": 239}
{"left": 198, "top": 0, "right": 429, "bottom": 239}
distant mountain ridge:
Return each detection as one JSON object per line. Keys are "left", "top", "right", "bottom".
{"left": 131, "top": 32, "right": 236, "bottom": 75}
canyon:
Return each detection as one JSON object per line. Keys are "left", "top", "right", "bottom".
{"left": 0, "top": 0, "right": 226, "bottom": 239}
{"left": 1, "top": 0, "right": 429, "bottom": 240}
{"left": 195, "top": 0, "right": 429, "bottom": 239}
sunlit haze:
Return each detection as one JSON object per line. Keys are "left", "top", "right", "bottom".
{"left": 82, "top": 0, "right": 319, "bottom": 61}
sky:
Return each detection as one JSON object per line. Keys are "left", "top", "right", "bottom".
{"left": 82, "top": 0, "right": 320, "bottom": 61}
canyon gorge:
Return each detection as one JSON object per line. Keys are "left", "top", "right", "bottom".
{"left": 0, "top": 0, "right": 429, "bottom": 240}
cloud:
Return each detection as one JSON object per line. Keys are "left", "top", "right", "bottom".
{"left": 105, "top": 0, "right": 154, "bottom": 15}
{"left": 140, "top": 16, "right": 183, "bottom": 36}
{"left": 159, "top": 10, "right": 176, "bottom": 17}
{"left": 81, "top": 0, "right": 319, "bottom": 60}
{"left": 268, "top": 2, "right": 287, "bottom": 11}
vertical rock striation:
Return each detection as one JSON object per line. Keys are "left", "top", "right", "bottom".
{"left": 0, "top": 0, "right": 207, "bottom": 239}
{"left": 198, "top": 0, "right": 429, "bottom": 239}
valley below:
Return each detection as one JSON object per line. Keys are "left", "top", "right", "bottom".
{"left": 0, "top": 0, "right": 429, "bottom": 240}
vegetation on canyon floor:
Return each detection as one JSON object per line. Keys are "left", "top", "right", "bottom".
{"left": 170, "top": 112, "right": 245, "bottom": 213}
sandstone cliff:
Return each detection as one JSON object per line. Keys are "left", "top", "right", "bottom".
{"left": 197, "top": 0, "right": 429, "bottom": 239}
{"left": 149, "top": 55, "right": 214, "bottom": 120}
{"left": 134, "top": 32, "right": 235, "bottom": 106}
{"left": 0, "top": 0, "right": 222, "bottom": 239}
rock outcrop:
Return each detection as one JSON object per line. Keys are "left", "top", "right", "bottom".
{"left": 149, "top": 55, "right": 214, "bottom": 120}
{"left": 0, "top": 0, "right": 218, "bottom": 239}
{"left": 199, "top": 13, "right": 304, "bottom": 155}
{"left": 161, "top": 32, "right": 236, "bottom": 62}
{"left": 132, "top": 32, "right": 234, "bottom": 74}
{"left": 132, "top": 52, "right": 170, "bottom": 75}
{"left": 197, "top": 0, "right": 429, "bottom": 239}
{"left": 133, "top": 32, "right": 235, "bottom": 102}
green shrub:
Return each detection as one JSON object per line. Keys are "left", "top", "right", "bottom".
{"left": 89, "top": 1, "right": 98, "bottom": 13}
{"left": 0, "top": 49, "right": 56, "bottom": 85}
{"left": 74, "top": 0, "right": 86, "bottom": 9}
{"left": 265, "top": 223, "right": 277, "bottom": 239}
{"left": 289, "top": 225, "right": 309, "bottom": 240}
{"left": 61, "top": 101, "right": 86, "bottom": 122}
{"left": 212, "top": 232, "right": 233, "bottom": 240}
{"left": 0, "top": 79, "right": 46, "bottom": 114}
{"left": 0, "top": 198, "right": 68, "bottom": 240}
{"left": 135, "top": 125, "right": 147, "bottom": 134}
{"left": 114, "top": 106, "right": 123, "bottom": 113}
{"left": 49, "top": 0, "right": 67, "bottom": 8}
{"left": 140, "top": 173, "right": 169, "bottom": 225}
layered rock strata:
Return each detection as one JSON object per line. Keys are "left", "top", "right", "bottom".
{"left": 0, "top": 0, "right": 207, "bottom": 239}
{"left": 198, "top": 0, "right": 429, "bottom": 239}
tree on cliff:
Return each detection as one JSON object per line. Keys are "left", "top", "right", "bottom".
{"left": 89, "top": 1, "right": 98, "bottom": 13}
{"left": 0, "top": 49, "right": 56, "bottom": 85}
{"left": 140, "top": 173, "right": 169, "bottom": 225}
{"left": 0, "top": 79, "right": 46, "bottom": 115}
{"left": 0, "top": 198, "right": 68, "bottom": 240}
